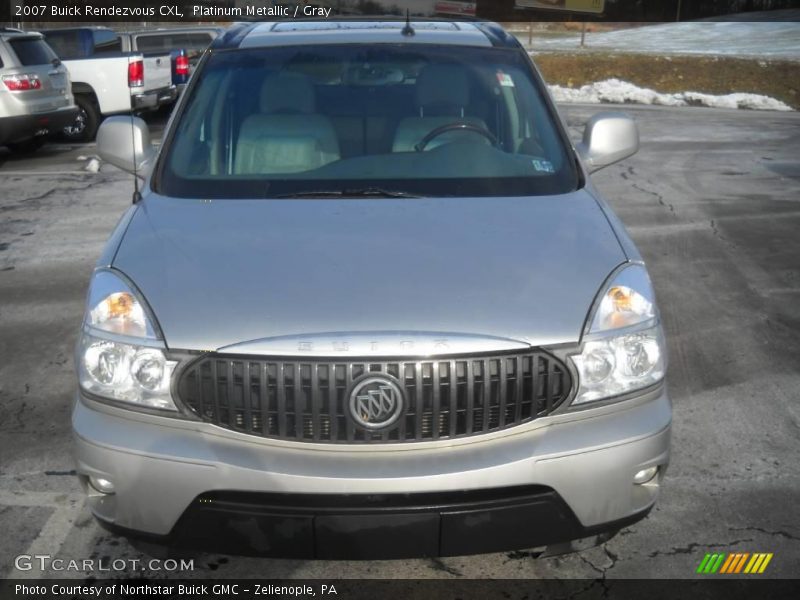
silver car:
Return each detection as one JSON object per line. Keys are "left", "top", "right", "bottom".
{"left": 76, "top": 20, "right": 671, "bottom": 559}
{"left": 0, "top": 28, "right": 76, "bottom": 152}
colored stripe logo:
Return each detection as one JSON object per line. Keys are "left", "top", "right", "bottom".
{"left": 696, "top": 552, "right": 773, "bottom": 574}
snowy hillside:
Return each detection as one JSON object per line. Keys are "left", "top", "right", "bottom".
{"left": 528, "top": 21, "right": 800, "bottom": 61}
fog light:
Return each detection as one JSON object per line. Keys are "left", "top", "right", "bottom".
{"left": 633, "top": 466, "right": 659, "bottom": 485}
{"left": 89, "top": 476, "right": 115, "bottom": 494}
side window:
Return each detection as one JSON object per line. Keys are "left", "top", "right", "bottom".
{"left": 169, "top": 67, "right": 230, "bottom": 176}
{"left": 512, "top": 71, "right": 564, "bottom": 166}
{"left": 92, "top": 30, "right": 122, "bottom": 55}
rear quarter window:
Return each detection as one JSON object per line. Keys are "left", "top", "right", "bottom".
{"left": 134, "top": 34, "right": 172, "bottom": 53}
{"left": 42, "top": 30, "right": 88, "bottom": 60}
{"left": 92, "top": 30, "right": 122, "bottom": 54}
{"left": 8, "top": 38, "right": 57, "bottom": 66}
{"left": 182, "top": 33, "right": 216, "bottom": 51}
{"left": 135, "top": 32, "right": 215, "bottom": 53}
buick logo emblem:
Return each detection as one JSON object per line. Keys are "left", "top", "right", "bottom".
{"left": 349, "top": 376, "right": 404, "bottom": 430}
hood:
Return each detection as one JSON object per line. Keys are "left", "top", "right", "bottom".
{"left": 113, "top": 191, "right": 627, "bottom": 352}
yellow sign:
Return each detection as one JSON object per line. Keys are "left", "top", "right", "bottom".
{"left": 515, "top": 0, "right": 606, "bottom": 15}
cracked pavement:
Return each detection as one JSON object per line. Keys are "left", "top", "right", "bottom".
{"left": 0, "top": 104, "right": 799, "bottom": 581}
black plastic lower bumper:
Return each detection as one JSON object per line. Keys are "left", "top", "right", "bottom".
{"left": 0, "top": 106, "right": 78, "bottom": 145}
{"left": 98, "top": 486, "right": 651, "bottom": 559}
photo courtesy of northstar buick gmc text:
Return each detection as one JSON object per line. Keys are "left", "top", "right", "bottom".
{"left": 73, "top": 18, "right": 670, "bottom": 559}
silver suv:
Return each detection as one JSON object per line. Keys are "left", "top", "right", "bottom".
{"left": 76, "top": 20, "right": 671, "bottom": 559}
{"left": 0, "top": 28, "right": 75, "bottom": 152}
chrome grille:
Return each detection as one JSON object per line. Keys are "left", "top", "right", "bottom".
{"left": 177, "top": 351, "right": 572, "bottom": 444}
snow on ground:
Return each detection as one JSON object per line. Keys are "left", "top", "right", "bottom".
{"left": 548, "top": 79, "right": 794, "bottom": 111}
{"left": 528, "top": 21, "right": 800, "bottom": 61}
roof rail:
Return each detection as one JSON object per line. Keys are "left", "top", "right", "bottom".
{"left": 474, "top": 21, "right": 522, "bottom": 48}
{"left": 208, "top": 18, "right": 521, "bottom": 50}
{"left": 210, "top": 21, "right": 259, "bottom": 49}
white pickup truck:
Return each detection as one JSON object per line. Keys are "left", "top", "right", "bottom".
{"left": 38, "top": 27, "right": 176, "bottom": 142}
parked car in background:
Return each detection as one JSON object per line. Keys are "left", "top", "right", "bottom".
{"left": 0, "top": 28, "right": 76, "bottom": 152}
{"left": 117, "top": 27, "right": 224, "bottom": 96}
{"left": 38, "top": 27, "right": 175, "bottom": 142}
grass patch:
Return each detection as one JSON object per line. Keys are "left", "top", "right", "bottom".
{"left": 534, "top": 53, "right": 800, "bottom": 109}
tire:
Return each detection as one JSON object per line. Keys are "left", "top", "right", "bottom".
{"left": 6, "top": 137, "right": 47, "bottom": 154}
{"left": 62, "top": 94, "right": 100, "bottom": 142}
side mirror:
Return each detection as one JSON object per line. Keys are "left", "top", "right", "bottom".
{"left": 96, "top": 116, "right": 157, "bottom": 178}
{"left": 576, "top": 112, "right": 639, "bottom": 173}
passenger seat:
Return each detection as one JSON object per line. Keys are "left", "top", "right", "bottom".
{"left": 235, "top": 72, "right": 340, "bottom": 174}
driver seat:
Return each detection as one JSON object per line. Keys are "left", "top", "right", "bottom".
{"left": 392, "top": 65, "right": 488, "bottom": 153}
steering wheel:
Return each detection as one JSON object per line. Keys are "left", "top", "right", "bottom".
{"left": 415, "top": 122, "right": 499, "bottom": 152}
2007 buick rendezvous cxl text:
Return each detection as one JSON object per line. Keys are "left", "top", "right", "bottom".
{"left": 74, "top": 19, "right": 671, "bottom": 558}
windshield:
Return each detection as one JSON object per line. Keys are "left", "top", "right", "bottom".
{"left": 158, "top": 44, "right": 578, "bottom": 198}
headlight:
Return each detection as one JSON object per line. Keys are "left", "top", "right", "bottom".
{"left": 78, "top": 269, "right": 178, "bottom": 411}
{"left": 85, "top": 270, "right": 158, "bottom": 339}
{"left": 589, "top": 264, "right": 656, "bottom": 332}
{"left": 79, "top": 332, "right": 178, "bottom": 410}
{"left": 571, "top": 264, "right": 666, "bottom": 405}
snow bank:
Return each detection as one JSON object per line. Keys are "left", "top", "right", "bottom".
{"left": 548, "top": 79, "right": 793, "bottom": 111}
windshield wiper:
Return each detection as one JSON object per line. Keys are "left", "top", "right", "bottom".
{"left": 273, "top": 187, "right": 421, "bottom": 199}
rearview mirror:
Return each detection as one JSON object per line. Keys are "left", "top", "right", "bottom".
{"left": 576, "top": 112, "right": 639, "bottom": 173}
{"left": 96, "top": 116, "right": 156, "bottom": 178}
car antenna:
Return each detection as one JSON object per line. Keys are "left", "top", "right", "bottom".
{"left": 401, "top": 10, "right": 415, "bottom": 36}
{"left": 129, "top": 115, "right": 142, "bottom": 204}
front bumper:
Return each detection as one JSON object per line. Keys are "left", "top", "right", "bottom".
{"left": 0, "top": 106, "right": 78, "bottom": 145}
{"left": 73, "top": 386, "right": 671, "bottom": 557}
{"left": 131, "top": 85, "right": 177, "bottom": 111}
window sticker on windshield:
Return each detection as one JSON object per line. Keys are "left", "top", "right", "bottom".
{"left": 496, "top": 72, "right": 515, "bottom": 87}
{"left": 532, "top": 159, "right": 555, "bottom": 173}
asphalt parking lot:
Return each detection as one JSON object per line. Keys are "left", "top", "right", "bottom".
{"left": 0, "top": 104, "right": 799, "bottom": 581}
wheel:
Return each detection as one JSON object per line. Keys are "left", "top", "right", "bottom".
{"left": 6, "top": 137, "right": 47, "bottom": 153}
{"left": 62, "top": 94, "right": 100, "bottom": 142}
